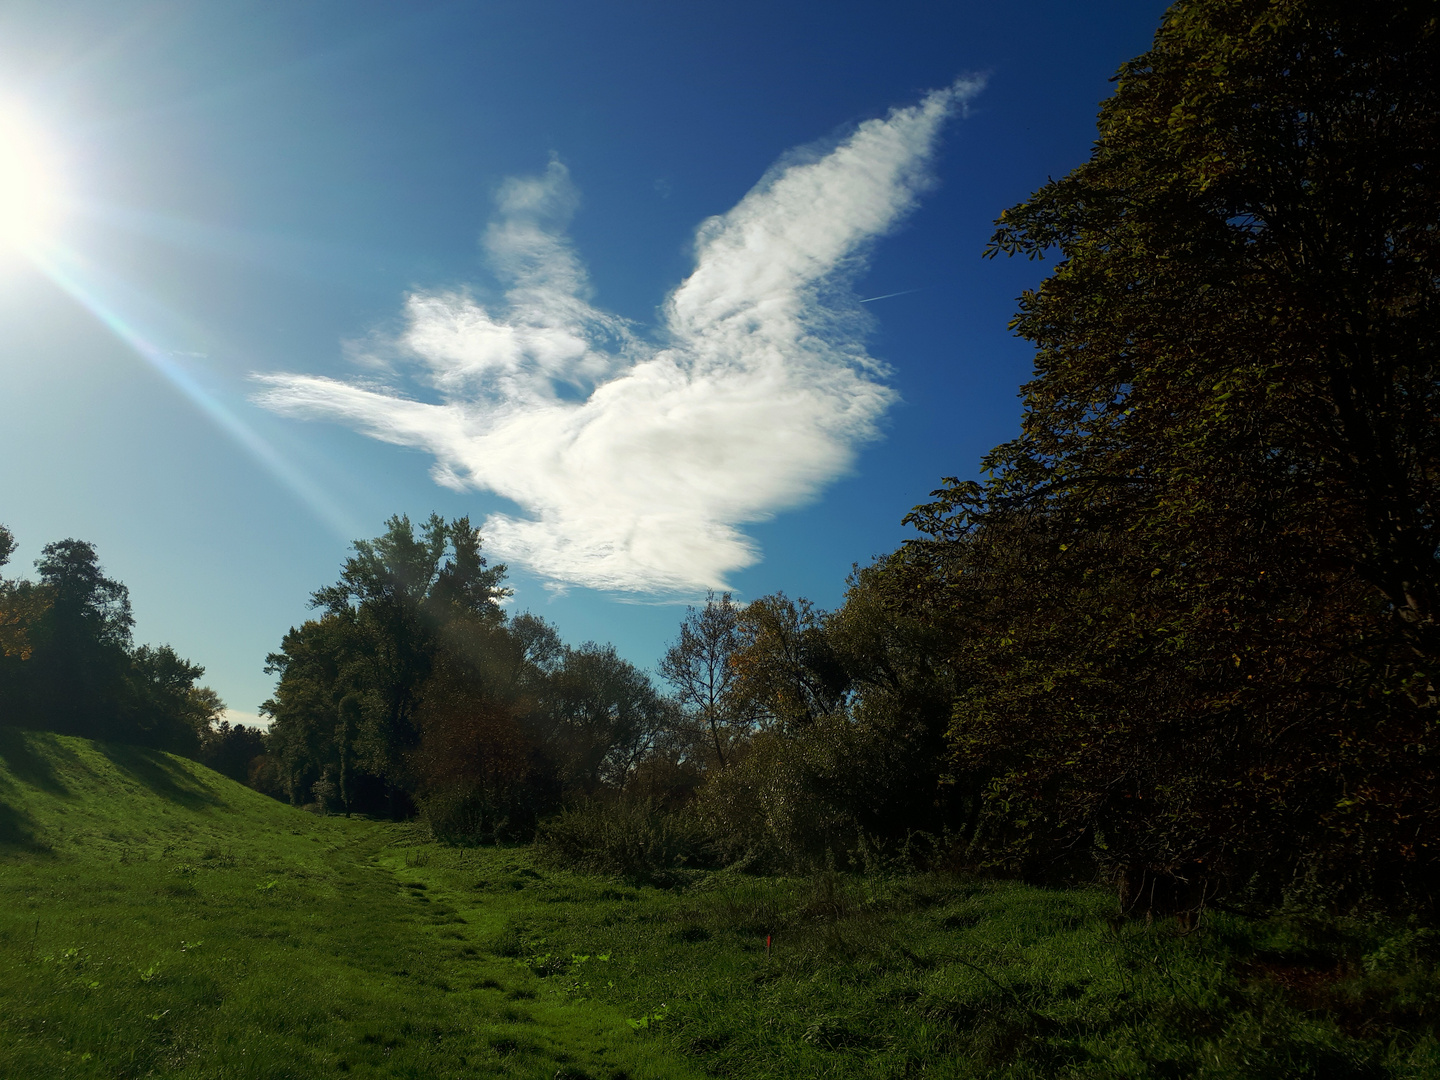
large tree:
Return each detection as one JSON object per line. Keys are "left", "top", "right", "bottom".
{"left": 25, "top": 539, "right": 135, "bottom": 736}
{"left": 729, "top": 593, "right": 850, "bottom": 732}
{"left": 265, "top": 515, "right": 510, "bottom": 811}
{"left": 540, "top": 643, "right": 666, "bottom": 793}
{"left": 659, "top": 591, "right": 747, "bottom": 768}
{"left": 264, "top": 515, "right": 655, "bottom": 825}
{"left": 126, "top": 644, "right": 224, "bottom": 755}
{"left": 906, "top": 0, "right": 1440, "bottom": 910}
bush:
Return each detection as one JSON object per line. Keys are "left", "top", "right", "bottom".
{"left": 534, "top": 797, "right": 718, "bottom": 883}
{"left": 695, "top": 718, "right": 932, "bottom": 874}
{"left": 417, "top": 782, "right": 548, "bottom": 844}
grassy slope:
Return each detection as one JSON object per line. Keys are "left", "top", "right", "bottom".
{"left": 399, "top": 845, "right": 1440, "bottom": 1080}
{"left": 0, "top": 729, "right": 702, "bottom": 1080}
{"left": 3, "top": 730, "right": 1439, "bottom": 1079}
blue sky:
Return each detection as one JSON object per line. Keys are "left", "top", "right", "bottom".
{"left": 0, "top": 0, "right": 1170, "bottom": 724}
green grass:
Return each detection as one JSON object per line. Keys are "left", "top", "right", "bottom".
{"left": 0, "top": 729, "right": 702, "bottom": 1079}
{"left": 401, "top": 847, "right": 1440, "bottom": 1079}
{"left": 3, "top": 729, "right": 1439, "bottom": 1078}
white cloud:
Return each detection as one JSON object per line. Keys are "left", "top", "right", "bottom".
{"left": 255, "top": 80, "right": 980, "bottom": 593}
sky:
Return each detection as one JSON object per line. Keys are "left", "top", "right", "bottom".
{"left": 0, "top": 0, "right": 1171, "bottom": 726}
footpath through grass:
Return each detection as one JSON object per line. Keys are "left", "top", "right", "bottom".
{"left": 0, "top": 730, "right": 702, "bottom": 1079}
{"left": 3, "top": 730, "right": 1440, "bottom": 1078}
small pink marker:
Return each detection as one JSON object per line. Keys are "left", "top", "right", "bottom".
{"left": 766, "top": 934, "right": 772, "bottom": 957}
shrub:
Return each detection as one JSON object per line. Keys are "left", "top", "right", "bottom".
{"left": 417, "top": 783, "right": 544, "bottom": 844}
{"left": 694, "top": 718, "right": 928, "bottom": 873}
{"left": 534, "top": 797, "right": 718, "bottom": 883}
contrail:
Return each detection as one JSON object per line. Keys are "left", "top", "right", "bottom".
{"left": 858, "top": 287, "right": 924, "bottom": 304}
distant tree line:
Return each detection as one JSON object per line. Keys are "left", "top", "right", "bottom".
{"left": 257, "top": 514, "right": 676, "bottom": 836}
{"left": 0, "top": 526, "right": 255, "bottom": 771}
{"left": 247, "top": 512, "right": 966, "bottom": 860}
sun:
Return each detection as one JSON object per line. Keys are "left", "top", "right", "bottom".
{"left": 0, "top": 105, "right": 61, "bottom": 251}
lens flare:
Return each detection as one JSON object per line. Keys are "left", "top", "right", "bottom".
{"left": 30, "top": 242, "right": 360, "bottom": 540}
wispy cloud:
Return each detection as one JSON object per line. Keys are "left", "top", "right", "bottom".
{"left": 255, "top": 79, "right": 981, "bottom": 593}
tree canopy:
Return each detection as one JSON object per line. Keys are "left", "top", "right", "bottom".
{"left": 0, "top": 529, "right": 223, "bottom": 755}
{"left": 898, "top": 0, "right": 1440, "bottom": 911}
{"left": 262, "top": 515, "right": 669, "bottom": 834}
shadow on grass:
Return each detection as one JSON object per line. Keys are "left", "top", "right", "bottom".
{"left": 0, "top": 796, "right": 51, "bottom": 852}
{"left": 0, "top": 725, "right": 71, "bottom": 796}
{"left": 97, "top": 742, "right": 227, "bottom": 811}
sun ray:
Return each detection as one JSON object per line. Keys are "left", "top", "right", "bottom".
{"left": 29, "top": 241, "right": 360, "bottom": 539}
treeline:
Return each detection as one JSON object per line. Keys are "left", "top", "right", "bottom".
{"left": 0, "top": 527, "right": 252, "bottom": 771}
{"left": 254, "top": 513, "right": 966, "bottom": 866}
{"left": 257, "top": 513, "right": 674, "bottom": 835}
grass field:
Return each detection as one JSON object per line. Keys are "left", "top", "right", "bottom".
{"left": 3, "top": 729, "right": 1439, "bottom": 1079}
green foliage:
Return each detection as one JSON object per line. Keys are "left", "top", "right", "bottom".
{"left": 0, "top": 530, "right": 223, "bottom": 757}
{"left": 659, "top": 591, "right": 749, "bottom": 769}
{"left": 35, "top": 537, "right": 134, "bottom": 651}
{"left": 690, "top": 574, "right": 966, "bottom": 874}
{"left": 195, "top": 720, "right": 267, "bottom": 786}
{"left": 898, "top": 0, "right": 1440, "bottom": 911}
{"left": 539, "top": 642, "right": 669, "bottom": 794}
{"left": 731, "top": 592, "right": 850, "bottom": 731}
{"left": 21, "top": 538, "right": 135, "bottom": 736}
{"left": 264, "top": 514, "right": 672, "bottom": 832}
{"left": 695, "top": 722, "right": 879, "bottom": 872}
{"left": 125, "top": 645, "right": 223, "bottom": 757}
{"left": 536, "top": 797, "right": 718, "bottom": 883}
{"left": 263, "top": 514, "right": 513, "bottom": 813}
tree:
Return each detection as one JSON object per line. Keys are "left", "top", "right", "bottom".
{"left": 264, "top": 515, "right": 516, "bottom": 813}
{"left": 200, "top": 720, "right": 268, "bottom": 785}
{"left": 126, "top": 644, "right": 224, "bottom": 754}
{"left": 660, "top": 591, "right": 746, "bottom": 768}
{"left": 410, "top": 658, "right": 550, "bottom": 841}
{"left": 25, "top": 540, "right": 134, "bottom": 736}
{"left": 505, "top": 612, "right": 564, "bottom": 686}
{"left": 906, "top": 0, "right": 1440, "bottom": 909}
{"left": 693, "top": 576, "right": 975, "bottom": 871}
{"left": 730, "top": 593, "right": 850, "bottom": 731}
{"left": 336, "top": 693, "right": 361, "bottom": 815}
{"left": 35, "top": 539, "right": 133, "bottom": 650}
{"left": 0, "top": 524, "right": 35, "bottom": 713}
{"left": 0, "top": 532, "right": 221, "bottom": 753}
{"left": 263, "top": 613, "right": 359, "bottom": 805}
{"left": 0, "top": 580, "right": 46, "bottom": 665}
{"left": 541, "top": 643, "right": 666, "bottom": 793}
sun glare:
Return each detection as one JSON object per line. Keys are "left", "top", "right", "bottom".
{"left": 0, "top": 105, "right": 61, "bottom": 251}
